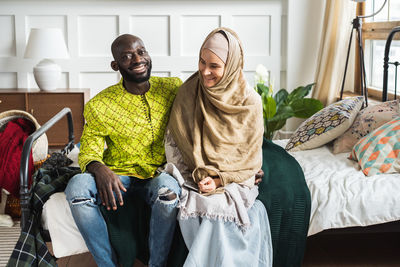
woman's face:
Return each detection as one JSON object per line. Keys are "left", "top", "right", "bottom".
{"left": 198, "top": 48, "right": 225, "bottom": 88}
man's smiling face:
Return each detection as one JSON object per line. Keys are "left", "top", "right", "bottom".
{"left": 112, "top": 36, "right": 152, "bottom": 83}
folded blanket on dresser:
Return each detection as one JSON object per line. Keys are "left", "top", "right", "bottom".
{"left": 102, "top": 138, "right": 311, "bottom": 267}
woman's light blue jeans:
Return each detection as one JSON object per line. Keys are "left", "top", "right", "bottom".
{"left": 64, "top": 172, "right": 181, "bottom": 267}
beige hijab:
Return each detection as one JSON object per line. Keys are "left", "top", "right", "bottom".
{"left": 168, "top": 27, "right": 264, "bottom": 186}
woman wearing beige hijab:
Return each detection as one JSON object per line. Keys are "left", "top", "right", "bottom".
{"left": 165, "top": 27, "right": 272, "bottom": 266}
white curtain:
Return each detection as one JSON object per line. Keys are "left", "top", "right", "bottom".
{"left": 312, "top": 0, "right": 357, "bottom": 105}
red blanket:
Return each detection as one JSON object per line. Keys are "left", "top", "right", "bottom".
{"left": 0, "top": 118, "right": 35, "bottom": 197}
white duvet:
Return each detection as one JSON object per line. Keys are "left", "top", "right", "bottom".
{"left": 274, "top": 139, "right": 400, "bottom": 236}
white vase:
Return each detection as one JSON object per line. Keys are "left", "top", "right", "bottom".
{"left": 33, "top": 59, "right": 61, "bottom": 91}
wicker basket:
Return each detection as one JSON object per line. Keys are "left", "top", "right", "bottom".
{"left": 4, "top": 155, "right": 49, "bottom": 218}
{"left": 4, "top": 195, "right": 21, "bottom": 219}
{"left": 0, "top": 110, "right": 48, "bottom": 163}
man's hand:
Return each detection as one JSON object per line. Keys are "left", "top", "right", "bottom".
{"left": 198, "top": 177, "right": 221, "bottom": 193}
{"left": 255, "top": 169, "right": 264, "bottom": 185}
{"left": 87, "top": 161, "right": 127, "bottom": 210}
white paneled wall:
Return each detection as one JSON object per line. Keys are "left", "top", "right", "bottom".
{"left": 0, "top": 0, "right": 283, "bottom": 98}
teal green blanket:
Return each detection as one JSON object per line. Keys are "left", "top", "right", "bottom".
{"left": 101, "top": 138, "right": 311, "bottom": 267}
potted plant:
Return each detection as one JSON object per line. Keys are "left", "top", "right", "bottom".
{"left": 254, "top": 64, "right": 324, "bottom": 139}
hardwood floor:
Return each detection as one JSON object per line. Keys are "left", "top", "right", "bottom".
{"left": 303, "top": 232, "right": 400, "bottom": 267}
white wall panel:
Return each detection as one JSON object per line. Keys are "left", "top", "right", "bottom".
{"left": 152, "top": 72, "right": 170, "bottom": 77}
{"left": 79, "top": 72, "right": 120, "bottom": 98}
{"left": 130, "top": 16, "right": 170, "bottom": 56}
{"left": 232, "top": 15, "right": 270, "bottom": 56}
{"left": 243, "top": 71, "right": 256, "bottom": 88}
{"left": 181, "top": 15, "right": 221, "bottom": 56}
{"left": 27, "top": 72, "right": 36, "bottom": 89}
{"left": 0, "top": 15, "right": 16, "bottom": 57}
{"left": 0, "top": 0, "right": 284, "bottom": 96}
{"left": 26, "top": 15, "right": 67, "bottom": 43}
{"left": 181, "top": 71, "right": 195, "bottom": 82}
{"left": 0, "top": 72, "right": 17, "bottom": 88}
{"left": 78, "top": 16, "right": 118, "bottom": 57}
{"left": 59, "top": 72, "right": 69, "bottom": 88}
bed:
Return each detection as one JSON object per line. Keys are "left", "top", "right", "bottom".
{"left": 11, "top": 27, "right": 400, "bottom": 266}
{"left": 275, "top": 139, "right": 400, "bottom": 236}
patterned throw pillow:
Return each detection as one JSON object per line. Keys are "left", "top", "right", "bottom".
{"left": 333, "top": 100, "right": 399, "bottom": 154}
{"left": 350, "top": 117, "right": 400, "bottom": 176}
{"left": 286, "top": 96, "right": 364, "bottom": 151}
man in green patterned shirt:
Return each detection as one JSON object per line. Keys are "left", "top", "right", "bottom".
{"left": 65, "top": 34, "right": 182, "bottom": 267}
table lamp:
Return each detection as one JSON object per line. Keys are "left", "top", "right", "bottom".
{"left": 24, "top": 28, "right": 69, "bottom": 91}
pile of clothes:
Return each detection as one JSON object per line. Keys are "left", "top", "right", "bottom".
{"left": 0, "top": 116, "right": 35, "bottom": 198}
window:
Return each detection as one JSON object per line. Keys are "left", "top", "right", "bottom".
{"left": 361, "top": 0, "right": 400, "bottom": 99}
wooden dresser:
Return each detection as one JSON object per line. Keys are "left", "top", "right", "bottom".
{"left": 0, "top": 88, "right": 89, "bottom": 148}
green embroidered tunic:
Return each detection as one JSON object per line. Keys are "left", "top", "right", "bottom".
{"left": 78, "top": 76, "right": 182, "bottom": 178}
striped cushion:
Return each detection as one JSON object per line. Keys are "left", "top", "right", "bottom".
{"left": 351, "top": 117, "right": 400, "bottom": 176}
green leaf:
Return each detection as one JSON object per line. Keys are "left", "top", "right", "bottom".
{"left": 263, "top": 95, "right": 276, "bottom": 119}
{"left": 268, "top": 112, "right": 294, "bottom": 122}
{"left": 269, "top": 105, "right": 294, "bottom": 122}
{"left": 265, "top": 119, "right": 287, "bottom": 139}
{"left": 287, "top": 83, "right": 315, "bottom": 103}
{"left": 269, "top": 119, "right": 287, "bottom": 132}
{"left": 256, "top": 83, "right": 270, "bottom": 96}
{"left": 291, "top": 98, "right": 324, "bottom": 118}
{"left": 274, "top": 89, "right": 288, "bottom": 108}
{"left": 276, "top": 105, "right": 294, "bottom": 117}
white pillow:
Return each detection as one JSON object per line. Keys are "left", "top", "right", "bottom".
{"left": 42, "top": 192, "right": 89, "bottom": 258}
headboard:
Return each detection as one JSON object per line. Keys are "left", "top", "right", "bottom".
{"left": 383, "top": 26, "right": 400, "bottom": 102}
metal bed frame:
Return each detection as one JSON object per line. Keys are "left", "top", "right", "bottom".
{"left": 383, "top": 26, "right": 400, "bottom": 101}
{"left": 19, "top": 107, "right": 75, "bottom": 229}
